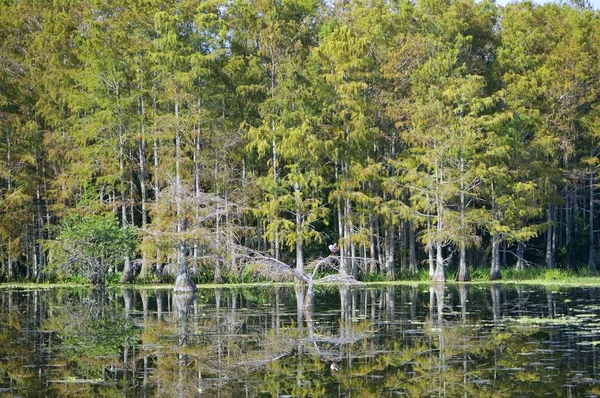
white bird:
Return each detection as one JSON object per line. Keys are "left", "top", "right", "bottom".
{"left": 328, "top": 243, "right": 338, "bottom": 255}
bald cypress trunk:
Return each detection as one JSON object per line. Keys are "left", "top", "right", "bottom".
{"left": 489, "top": 234, "right": 501, "bottom": 280}
{"left": 457, "top": 156, "right": 470, "bottom": 281}
{"left": 294, "top": 181, "right": 304, "bottom": 274}
{"left": 432, "top": 166, "right": 445, "bottom": 282}
{"left": 516, "top": 241, "right": 525, "bottom": 271}
{"left": 173, "top": 101, "right": 196, "bottom": 293}
{"left": 409, "top": 220, "right": 418, "bottom": 275}
{"left": 589, "top": 171, "right": 596, "bottom": 274}
{"left": 489, "top": 181, "right": 501, "bottom": 280}
{"left": 546, "top": 205, "right": 555, "bottom": 269}
{"left": 118, "top": 86, "right": 133, "bottom": 284}
{"left": 428, "top": 216, "right": 434, "bottom": 280}
{"left": 386, "top": 223, "right": 396, "bottom": 280}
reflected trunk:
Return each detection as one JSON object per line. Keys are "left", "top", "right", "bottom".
{"left": 295, "top": 284, "right": 305, "bottom": 326}
{"left": 386, "top": 286, "right": 396, "bottom": 332}
{"left": 459, "top": 284, "right": 468, "bottom": 323}
{"left": 547, "top": 292, "right": 555, "bottom": 318}
{"left": 430, "top": 284, "right": 445, "bottom": 325}
{"left": 490, "top": 284, "right": 501, "bottom": 321}
{"left": 156, "top": 289, "right": 165, "bottom": 322}
{"left": 174, "top": 293, "right": 196, "bottom": 347}
{"left": 304, "top": 287, "right": 315, "bottom": 340}
{"left": 122, "top": 288, "right": 134, "bottom": 319}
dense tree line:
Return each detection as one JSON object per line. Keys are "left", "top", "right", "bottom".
{"left": 1, "top": 0, "right": 599, "bottom": 284}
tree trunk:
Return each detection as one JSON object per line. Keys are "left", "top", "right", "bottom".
{"left": 457, "top": 239, "right": 470, "bottom": 281}
{"left": 173, "top": 101, "right": 195, "bottom": 292}
{"left": 174, "top": 242, "right": 197, "bottom": 292}
{"left": 432, "top": 240, "right": 445, "bottom": 282}
{"left": 566, "top": 191, "right": 572, "bottom": 267}
{"left": 373, "top": 218, "right": 382, "bottom": 271}
{"left": 432, "top": 201, "right": 445, "bottom": 282}
{"left": 272, "top": 138, "right": 280, "bottom": 261}
{"left": 7, "top": 254, "right": 13, "bottom": 281}
{"left": 293, "top": 181, "right": 304, "bottom": 273}
{"left": 516, "top": 241, "right": 525, "bottom": 271}
{"left": 35, "top": 176, "right": 45, "bottom": 283}
{"left": 428, "top": 216, "right": 434, "bottom": 279}
{"left": 369, "top": 214, "right": 377, "bottom": 274}
{"left": 337, "top": 196, "right": 347, "bottom": 275}
{"left": 457, "top": 160, "right": 470, "bottom": 281}
{"left": 409, "top": 219, "right": 418, "bottom": 275}
{"left": 192, "top": 119, "right": 201, "bottom": 277}
{"left": 139, "top": 95, "right": 148, "bottom": 226}
{"left": 118, "top": 86, "right": 134, "bottom": 284}
{"left": 118, "top": 89, "right": 127, "bottom": 228}
{"left": 121, "top": 257, "right": 134, "bottom": 284}
{"left": 400, "top": 219, "right": 408, "bottom": 274}
{"left": 214, "top": 257, "right": 223, "bottom": 284}
{"left": 589, "top": 171, "right": 596, "bottom": 273}
{"left": 346, "top": 196, "right": 356, "bottom": 276}
{"left": 153, "top": 119, "right": 160, "bottom": 203}
{"left": 489, "top": 233, "right": 501, "bottom": 280}
{"left": 546, "top": 205, "right": 555, "bottom": 269}
{"left": 386, "top": 222, "right": 395, "bottom": 280}
{"left": 490, "top": 180, "right": 501, "bottom": 280}
{"left": 138, "top": 127, "right": 150, "bottom": 279}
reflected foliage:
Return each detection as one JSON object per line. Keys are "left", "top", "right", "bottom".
{"left": 2, "top": 285, "right": 600, "bottom": 396}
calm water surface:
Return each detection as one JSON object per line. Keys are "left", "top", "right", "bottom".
{"left": 1, "top": 284, "right": 600, "bottom": 397}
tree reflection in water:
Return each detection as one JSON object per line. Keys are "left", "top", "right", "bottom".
{"left": 3, "top": 285, "right": 600, "bottom": 396}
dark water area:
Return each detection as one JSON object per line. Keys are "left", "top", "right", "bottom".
{"left": 2, "top": 284, "right": 600, "bottom": 397}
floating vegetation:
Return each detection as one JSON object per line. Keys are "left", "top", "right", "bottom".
{"left": 510, "top": 316, "right": 581, "bottom": 326}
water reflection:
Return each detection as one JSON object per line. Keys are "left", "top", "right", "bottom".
{"left": 2, "top": 284, "right": 600, "bottom": 396}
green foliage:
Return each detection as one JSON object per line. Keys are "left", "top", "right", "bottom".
{"left": 361, "top": 272, "right": 390, "bottom": 283}
{"left": 469, "top": 267, "right": 491, "bottom": 280}
{"left": 1, "top": 0, "right": 600, "bottom": 284}
{"left": 49, "top": 213, "right": 136, "bottom": 285}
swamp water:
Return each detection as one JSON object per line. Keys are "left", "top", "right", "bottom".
{"left": 1, "top": 284, "right": 600, "bottom": 397}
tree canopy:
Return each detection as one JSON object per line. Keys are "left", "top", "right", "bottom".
{"left": 1, "top": 0, "right": 600, "bottom": 284}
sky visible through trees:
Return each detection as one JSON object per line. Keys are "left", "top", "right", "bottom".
{"left": 1, "top": 0, "right": 600, "bottom": 284}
